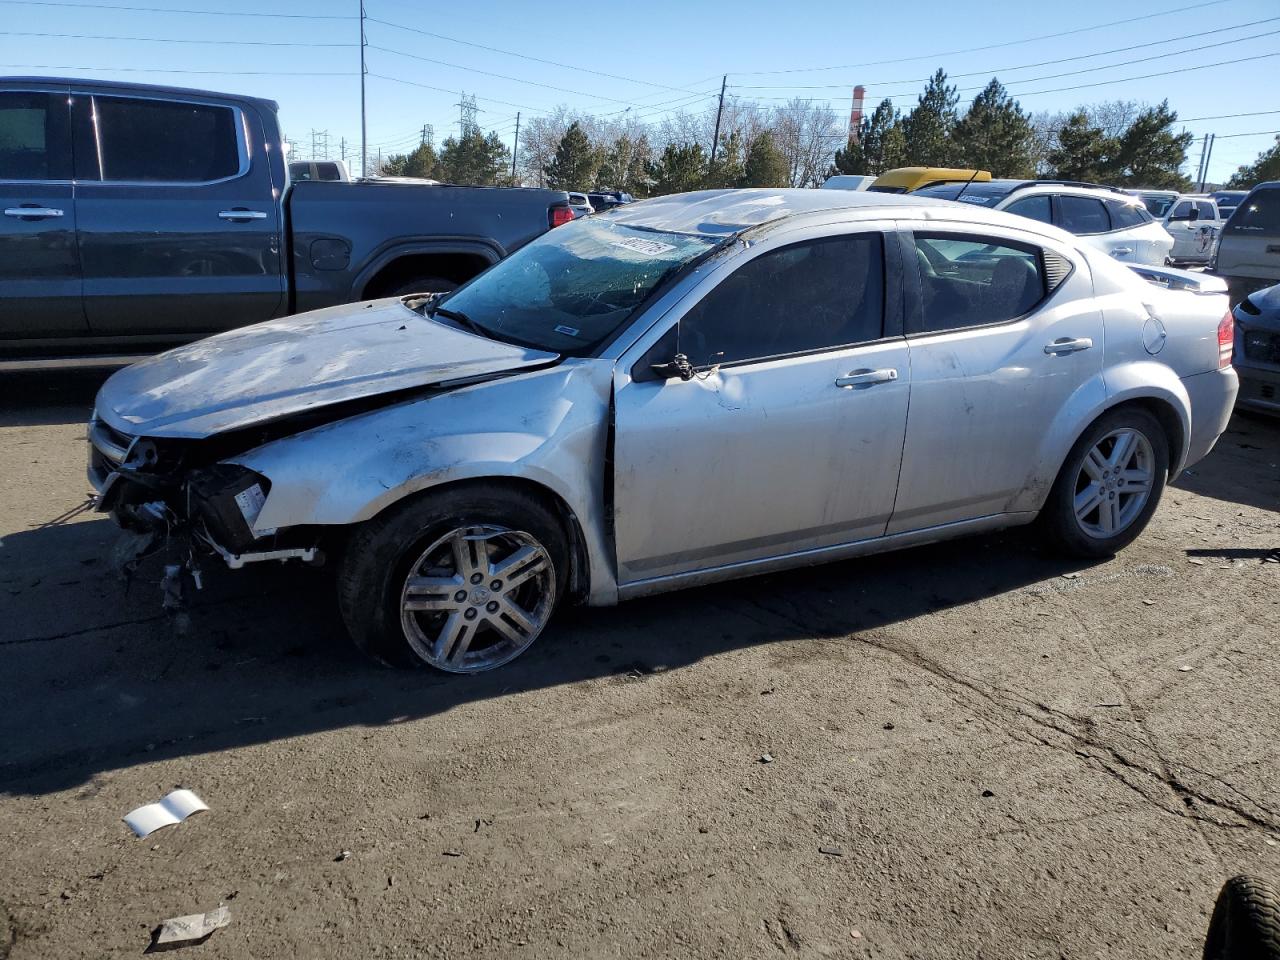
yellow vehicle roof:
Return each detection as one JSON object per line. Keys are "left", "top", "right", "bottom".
{"left": 869, "top": 167, "right": 992, "bottom": 192}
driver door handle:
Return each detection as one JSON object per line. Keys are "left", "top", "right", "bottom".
{"left": 4, "top": 206, "right": 63, "bottom": 219}
{"left": 1045, "top": 337, "right": 1094, "bottom": 355}
{"left": 218, "top": 209, "right": 268, "bottom": 221}
{"left": 836, "top": 368, "right": 898, "bottom": 388}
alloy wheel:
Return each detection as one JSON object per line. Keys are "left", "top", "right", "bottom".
{"left": 1072, "top": 428, "right": 1155, "bottom": 539}
{"left": 399, "top": 525, "right": 556, "bottom": 673}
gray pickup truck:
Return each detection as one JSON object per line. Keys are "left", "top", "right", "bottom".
{"left": 0, "top": 77, "right": 574, "bottom": 361}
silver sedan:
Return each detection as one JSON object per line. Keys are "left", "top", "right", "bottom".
{"left": 89, "top": 190, "right": 1239, "bottom": 672}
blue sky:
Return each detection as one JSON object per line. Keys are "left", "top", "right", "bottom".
{"left": 2, "top": 0, "right": 1276, "bottom": 182}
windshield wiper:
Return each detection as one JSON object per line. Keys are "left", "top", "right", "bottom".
{"left": 430, "top": 304, "right": 490, "bottom": 340}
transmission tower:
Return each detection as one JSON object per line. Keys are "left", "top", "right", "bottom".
{"left": 420, "top": 124, "right": 434, "bottom": 149}
{"left": 310, "top": 129, "right": 331, "bottom": 161}
{"left": 456, "top": 94, "right": 479, "bottom": 137}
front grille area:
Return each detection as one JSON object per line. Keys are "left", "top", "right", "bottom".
{"left": 1243, "top": 329, "right": 1280, "bottom": 365}
{"left": 87, "top": 417, "right": 135, "bottom": 492}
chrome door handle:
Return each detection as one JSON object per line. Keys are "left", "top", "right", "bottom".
{"left": 1044, "top": 337, "right": 1094, "bottom": 355}
{"left": 835, "top": 368, "right": 898, "bottom": 388}
{"left": 218, "top": 209, "right": 268, "bottom": 221}
{"left": 1111, "top": 247, "right": 1133, "bottom": 256}
{"left": 4, "top": 206, "right": 63, "bottom": 219}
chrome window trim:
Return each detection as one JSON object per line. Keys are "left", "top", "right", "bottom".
{"left": 73, "top": 89, "right": 251, "bottom": 187}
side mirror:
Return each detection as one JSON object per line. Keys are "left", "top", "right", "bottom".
{"left": 650, "top": 353, "right": 694, "bottom": 382}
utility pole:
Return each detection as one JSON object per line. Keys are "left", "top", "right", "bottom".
{"left": 339, "top": 137, "right": 346, "bottom": 164}
{"left": 1195, "top": 134, "right": 1210, "bottom": 188}
{"left": 1200, "top": 133, "right": 1216, "bottom": 191}
{"left": 709, "top": 74, "right": 727, "bottom": 166}
{"left": 359, "top": 0, "right": 367, "bottom": 178}
{"left": 511, "top": 111, "right": 520, "bottom": 182}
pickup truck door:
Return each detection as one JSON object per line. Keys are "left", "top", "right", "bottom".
{"left": 71, "top": 91, "right": 284, "bottom": 336}
{"left": 0, "top": 87, "right": 87, "bottom": 339}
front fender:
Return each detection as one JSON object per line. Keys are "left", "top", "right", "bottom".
{"left": 229, "top": 361, "right": 619, "bottom": 603}
{"left": 1008, "top": 360, "right": 1191, "bottom": 513}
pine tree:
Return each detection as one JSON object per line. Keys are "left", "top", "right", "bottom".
{"left": 382, "top": 142, "right": 438, "bottom": 179}
{"left": 740, "top": 132, "right": 789, "bottom": 187}
{"left": 1109, "top": 101, "right": 1192, "bottom": 189}
{"left": 544, "top": 122, "right": 601, "bottom": 190}
{"left": 648, "top": 142, "right": 707, "bottom": 195}
{"left": 830, "top": 135, "right": 868, "bottom": 177}
{"left": 900, "top": 70, "right": 960, "bottom": 167}
{"left": 952, "top": 79, "right": 1035, "bottom": 178}
{"left": 1047, "top": 111, "right": 1113, "bottom": 182}
{"left": 1227, "top": 135, "right": 1280, "bottom": 188}
{"left": 437, "top": 130, "right": 511, "bottom": 185}
{"left": 705, "top": 130, "right": 745, "bottom": 189}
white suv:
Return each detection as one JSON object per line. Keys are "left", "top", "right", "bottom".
{"left": 914, "top": 180, "right": 1176, "bottom": 266}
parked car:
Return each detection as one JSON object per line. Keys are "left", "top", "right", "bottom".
{"left": 0, "top": 77, "right": 574, "bottom": 361}
{"left": 1131, "top": 189, "right": 1180, "bottom": 218}
{"left": 567, "top": 192, "right": 595, "bottom": 217}
{"left": 821, "top": 175, "right": 876, "bottom": 191}
{"left": 914, "top": 179, "right": 1176, "bottom": 266}
{"left": 1212, "top": 181, "right": 1280, "bottom": 305}
{"left": 867, "top": 167, "right": 991, "bottom": 194}
{"left": 587, "top": 190, "right": 634, "bottom": 211}
{"left": 1210, "top": 189, "right": 1248, "bottom": 221}
{"left": 288, "top": 159, "right": 350, "bottom": 182}
{"left": 1160, "top": 195, "right": 1223, "bottom": 266}
{"left": 1232, "top": 282, "right": 1280, "bottom": 416}
{"left": 88, "top": 188, "right": 1237, "bottom": 673}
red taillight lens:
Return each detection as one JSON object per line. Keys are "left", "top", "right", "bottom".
{"left": 1218, "top": 310, "right": 1234, "bottom": 368}
{"left": 548, "top": 205, "right": 574, "bottom": 228}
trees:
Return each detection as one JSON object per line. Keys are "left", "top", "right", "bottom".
{"left": 901, "top": 69, "right": 960, "bottom": 167}
{"left": 1227, "top": 135, "right": 1280, "bottom": 188}
{"left": 597, "top": 133, "right": 653, "bottom": 196}
{"left": 1046, "top": 111, "right": 1112, "bottom": 182}
{"left": 544, "top": 121, "right": 601, "bottom": 190}
{"left": 1108, "top": 101, "right": 1192, "bottom": 189}
{"left": 771, "top": 98, "right": 841, "bottom": 187}
{"left": 437, "top": 130, "right": 511, "bottom": 185}
{"left": 705, "top": 131, "right": 745, "bottom": 189}
{"left": 381, "top": 143, "right": 438, "bottom": 180}
{"left": 952, "top": 79, "right": 1035, "bottom": 178}
{"left": 648, "top": 142, "right": 707, "bottom": 195}
{"left": 740, "top": 132, "right": 789, "bottom": 187}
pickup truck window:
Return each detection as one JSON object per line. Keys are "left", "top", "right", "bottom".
{"left": 0, "top": 92, "right": 71, "bottom": 181}
{"left": 439, "top": 219, "right": 718, "bottom": 354}
{"left": 88, "top": 95, "right": 242, "bottom": 183}
{"left": 1224, "top": 188, "right": 1280, "bottom": 233}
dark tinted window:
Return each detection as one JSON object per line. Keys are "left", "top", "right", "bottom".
{"left": 912, "top": 234, "right": 1046, "bottom": 333}
{"left": 315, "top": 162, "right": 341, "bottom": 181}
{"left": 1225, "top": 188, "right": 1280, "bottom": 233}
{"left": 1004, "top": 194, "right": 1052, "bottom": 224}
{"left": 1196, "top": 200, "right": 1217, "bottom": 220}
{"left": 0, "top": 91, "right": 71, "bottom": 180}
{"left": 1170, "top": 200, "right": 1193, "bottom": 219}
{"left": 913, "top": 180, "right": 1020, "bottom": 205}
{"left": 679, "top": 234, "right": 885, "bottom": 367}
{"left": 93, "top": 96, "right": 240, "bottom": 182}
{"left": 1106, "top": 199, "right": 1151, "bottom": 229}
{"left": 1058, "top": 195, "right": 1110, "bottom": 234}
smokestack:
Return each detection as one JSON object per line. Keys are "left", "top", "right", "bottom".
{"left": 849, "top": 85, "right": 866, "bottom": 142}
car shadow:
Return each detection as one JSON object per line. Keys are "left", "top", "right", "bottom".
{"left": 1171, "top": 412, "right": 1280, "bottom": 515}
{"left": 0, "top": 368, "right": 114, "bottom": 427}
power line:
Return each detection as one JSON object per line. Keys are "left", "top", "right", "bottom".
{"left": 0, "top": 29, "right": 351, "bottom": 45}
{"left": 0, "top": 0, "right": 353, "bottom": 16}
{"left": 364, "top": 14, "right": 711, "bottom": 95}
{"left": 0, "top": 62, "right": 354, "bottom": 75}
{"left": 1182, "top": 110, "right": 1280, "bottom": 123}
{"left": 1008, "top": 50, "right": 1280, "bottom": 98}
{"left": 367, "top": 72, "right": 549, "bottom": 113}
{"left": 734, "top": 16, "right": 1280, "bottom": 91}
{"left": 732, "top": 0, "right": 1227, "bottom": 75}
{"left": 1212, "top": 129, "right": 1280, "bottom": 139}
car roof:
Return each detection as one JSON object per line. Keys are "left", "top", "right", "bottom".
{"left": 4, "top": 76, "right": 280, "bottom": 113}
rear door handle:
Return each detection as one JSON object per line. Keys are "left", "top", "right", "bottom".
{"left": 4, "top": 206, "right": 64, "bottom": 219}
{"left": 1111, "top": 247, "right": 1133, "bottom": 256}
{"left": 1044, "top": 337, "right": 1094, "bottom": 355}
{"left": 836, "top": 368, "right": 898, "bottom": 388}
{"left": 218, "top": 209, "right": 269, "bottom": 221}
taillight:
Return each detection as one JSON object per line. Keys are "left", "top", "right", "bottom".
{"left": 548, "top": 205, "right": 574, "bottom": 228}
{"left": 1218, "top": 310, "right": 1234, "bottom": 368}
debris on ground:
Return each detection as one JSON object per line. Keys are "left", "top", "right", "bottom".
{"left": 334, "top": 850, "right": 351, "bottom": 862}
{"left": 1187, "top": 558, "right": 1206, "bottom": 566}
{"left": 758, "top": 753, "right": 774, "bottom": 764}
{"left": 152, "top": 905, "right": 230, "bottom": 949}
{"left": 1178, "top": 665, "right": 1194, "bottom": 672}
{"left": 819, "top": 845, "right": 844, "bottom": 857}
{"left": 123, "top": 790, "right": 208, "bottom": 839}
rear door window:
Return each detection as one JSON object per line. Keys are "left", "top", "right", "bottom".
{"left": 1225, "top": 190, "right": 1280, "bottom": 233}
{"left": 89, "top": 95, "right": 241, "bottom": 183}
{"left": 1057, "top": 196, "right": 1110, "bottom": 234}
{"left": 1105, "top": 200, "right": 1150, "bottom": 229}
{"left": 0, "top": 91, "right": 71, "bottom": 181}
{"left": 910, "top": 234, "right": 1047, "bottom": 333}
{"left": 1196, "top": 200, "right": 1217, "bottom": 221}
{"left": 679, "top": 234, "right": 886, "bottom": 368}
{"left": 1004, "top": 195, "right": 1052, "bottom": 224}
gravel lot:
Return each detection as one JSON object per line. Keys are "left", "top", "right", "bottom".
{"left": 1, "top": 370, "right": 1278, "bottom": 959}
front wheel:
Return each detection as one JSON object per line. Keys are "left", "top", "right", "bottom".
{"left": 338, "top": 485, "right": 568, "bottom": 672}
{"left": 1039, "top": 407, "right": 1169, "bottom": 558}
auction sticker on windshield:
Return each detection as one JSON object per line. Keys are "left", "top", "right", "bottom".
{"left": 613, "top": 237, "right": 677, "bottom": 256}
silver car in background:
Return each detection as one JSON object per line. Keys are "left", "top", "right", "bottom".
{"left": 88, "top": 190, "right": 1239, "bottom": 673}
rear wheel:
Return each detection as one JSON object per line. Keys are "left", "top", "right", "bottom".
{"left": 386, "top": 276, "right": 457, "bottom": 298}
{"left": 338, "top": 485, "right": 567, "bottom": 672}
{"left": 1039, "top": 407, "right": 1169, "bottom": 558}
{"left": 1204, "top": 875, "right": 1280, "bottom": 960}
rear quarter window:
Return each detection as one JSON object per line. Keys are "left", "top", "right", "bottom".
{"left": 1105, "top": 200, "right": 1151, "bottom": 229}
{"left": 1225, "top": 190, "right": 1280, "bottom": 233}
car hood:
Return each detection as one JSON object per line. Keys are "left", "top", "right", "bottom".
{"left": 95, "top": 298, "right": 559, "bottom": 439}
{"left": 1244, "top": 282, "right": 1280, "bottom": 318}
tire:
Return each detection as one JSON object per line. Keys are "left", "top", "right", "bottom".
{"left": 1204, "top": 875, "right": 1280, "bottom": 960}
{"left": 386, "top": 276, "right": 457, "bottom": 298}
{"left": 1039, "top": 406, "right": 1169, "bottom": 558}
{"left": 338, "top": 484, "right": 568, "bottom": 672}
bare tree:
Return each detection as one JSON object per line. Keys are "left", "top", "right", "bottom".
{"left": 770, "top": 99, "right": 841, "bottom": 187}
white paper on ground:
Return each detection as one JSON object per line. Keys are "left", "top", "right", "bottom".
{"left": 123, "top": 789, "right": 209, "bottom": 838}
{"left": 156, "top": 905, "right": 230, "bottom": 944}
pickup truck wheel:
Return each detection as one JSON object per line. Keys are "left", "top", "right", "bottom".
{"left": 338, "top": 485, "right": 567, "bottom": 672}
{"left": 1039, "top": 407, "right": 1168, "bottom": 558}
{"left": 1204, "top": 875, "right": 1280, "bottom": 960}
{"left": 386, "top": 276, "right": 457, "bottom": 297}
